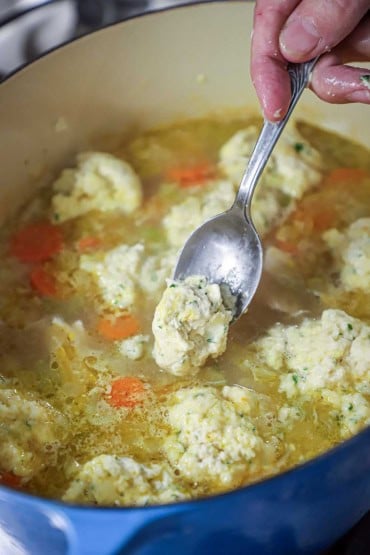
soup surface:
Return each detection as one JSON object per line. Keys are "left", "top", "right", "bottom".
{"left": 0, "top": 115, "right": 369, "bottom": 506}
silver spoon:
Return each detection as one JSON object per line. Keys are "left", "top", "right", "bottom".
{"left": 173, "top": 58, "right": 319, "bottom": 320}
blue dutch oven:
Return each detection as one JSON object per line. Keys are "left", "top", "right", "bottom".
{"left": 1, "top": 428, "right": 369, "bottom": 554}
{"left": 0, "top": 2, "right": 369, "bottom": 554}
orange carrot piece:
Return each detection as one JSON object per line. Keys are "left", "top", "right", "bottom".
{"left": 166, "top": 162, "right": 216, "bottom": 187}
{"left": 325, "top": 167, "right": 369, "bottom": 186}
{"left": 106, "top": 376, "right": 146, "bottom": 408}
{"left": 10, "top": 221, "right": 63, "bottom": 263}
{"left": 0, "top": 471, "right": 21, "bottom": 488}
{"left": 77, "top": 236, "right": 101, "bottom": 253}
{"left": 292, "top": 205, "right": 337, "bottom": 232}
{"left": 311, "top": 208, "right": 338, "bottom": 232}
{"left": 274, "top": 239, "right": 300, "bottom": 255}
{"left": 97, "top": 314, "right": 140, "bottom": 341}
{"left": 30, "top": 265, "right": 58, "bottom": 297}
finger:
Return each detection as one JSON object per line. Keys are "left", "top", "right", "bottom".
{"left": 336, "top": 13, "right": 370, "bottom": 63}
{"left": 310, "top": 15, "right": 370, "bottom": 104}
{"left": 251, "top": 0, "right": 301, "bottom": 121}
{"left": 311, "top": 57, "right": 370, "bottom": 105}
{"left": 279, "top": 0, "right": 370, "bottom": 62}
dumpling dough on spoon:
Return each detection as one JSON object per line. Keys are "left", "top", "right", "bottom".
{"left": 152, "top": 276, "right": 234, "bottom": 376}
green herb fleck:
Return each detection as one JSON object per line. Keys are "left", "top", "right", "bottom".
{"left": 292, "top": 374, "right": 299, "bottom": 384}
{"left": 141, "top": 226, "right": 164, "bottom": 244}
{"left": 294, "top": 142, "right": 304, "bottom": 153}
{"left": 360, "top": 74, "right": 370, "bottom": 89}
{"left": 347, "top": 323, "right": 353, "bottom": 331}
{"left": 348, "top": 403, "right": 354, "bottom": 411}
{"left": 169, "top": 284, "right": 177, "bottom": 288}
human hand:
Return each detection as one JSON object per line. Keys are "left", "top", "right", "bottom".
{"left": 251, "top": 0, "right": 370, "bottom": 122}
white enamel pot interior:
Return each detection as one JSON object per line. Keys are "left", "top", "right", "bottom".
{"left": 0, "top": 0, "right": 369, "bottom": 224}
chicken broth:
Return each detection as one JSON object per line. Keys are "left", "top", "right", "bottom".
{"left": 0, "top": 115, "right": 369, "bottom": 505}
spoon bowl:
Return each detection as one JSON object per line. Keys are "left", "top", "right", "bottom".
{"left": 174, "top": 58, "right": 319, "bottom": 320}
{"left": 174, "top": 205, "right": 263, "bottom": 319}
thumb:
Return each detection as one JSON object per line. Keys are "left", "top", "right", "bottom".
{"left": 279, "top": 0, "right": 370, "bottom": 62}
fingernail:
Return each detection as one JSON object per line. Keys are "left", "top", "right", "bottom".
{"left": 280, "top": 18, "right": 321, "bottom": 58}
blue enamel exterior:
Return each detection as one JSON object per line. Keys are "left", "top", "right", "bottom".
{"left": 0, "top": 425, "right": 369, "bottom": 555}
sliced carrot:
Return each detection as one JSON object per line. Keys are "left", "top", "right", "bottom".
{"left": 76, "top": 236, "right": 102, "bottom": 253}
{"left": 166, "top": 162, "right": 216, "bottom": 187}
{"left": 106, "top": 376, "right": 146, "bottom": 408}
{"left": 291, "top": 205, "right": 337, "bottom": 233}
{"left": 97, "top": 314, "right": 140, "bottom": 341}
{"left": 30, "top": 265, "right": 58, "bottom": 297}
{"left": 325, "top": 167, "right": 369, "bottom": 186}
{"left": 274, "top": 238, "right": 300, "bottom": 255}
{"left": 10, "top": 221, "right": 63, "bottom": 263}
{"left": 311, "top": 208, "right": 338, "bottom": 232}
{"left": 0, "top": 471, "right": 21, "bottom": 489}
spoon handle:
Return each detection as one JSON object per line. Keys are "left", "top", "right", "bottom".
{"left": 233, "top": 57, "right": 319, "bottom": 217}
